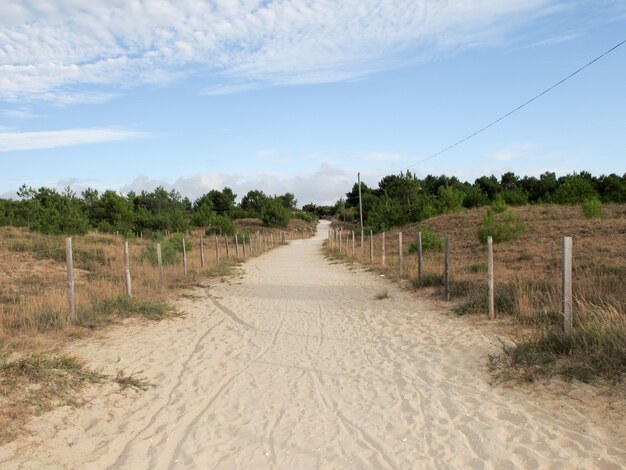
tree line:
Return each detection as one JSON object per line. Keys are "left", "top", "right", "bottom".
{"left": 302, "top": 171, "right": 626, "bottom": 232}
{"left": 0, "top": 185, "right": 315, "bottom": 236}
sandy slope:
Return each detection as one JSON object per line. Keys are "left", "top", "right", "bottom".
{"left": 1, "top": 220, "right": 624, "bottom": 469}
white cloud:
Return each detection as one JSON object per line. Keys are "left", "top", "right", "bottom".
{"left": 0, "top": 128, "right": 148, "bottom": 152}
{"left": 119, "top": 163, "right": 353, "bottom": 205}
{"left": 0, "top": 0, "right": 564, "bottom": 102}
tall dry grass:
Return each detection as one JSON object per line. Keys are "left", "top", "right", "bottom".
{"left": 0, "top": 222, "right": 314, "bottom": 348}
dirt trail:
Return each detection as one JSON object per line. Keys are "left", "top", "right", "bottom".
{"left": 1, "top": 220, "right": 624, "bottom": 469}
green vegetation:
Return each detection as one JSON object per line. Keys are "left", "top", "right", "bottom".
{"left": 490, "top": 304, "right": 626, "bottom": 384}
{"left": 0, "top": 353, "right": 103, "bottom": 444}
{"left": 375, "top": 289, "right": 389, "bottom": 300}
{"left": 0, "top": 184, "right": 314, "bottom": 235}
{"left": 582, "top": 197, "right": 603, "bottom": 219}
{"left": 313, "top": 170, "right": 626, "bottom": 233}
{"left": 478, "top": 210, "right": 526, "bottom": 244}
{"left": 408, "top": 227, "right": 443, "bottom": 252}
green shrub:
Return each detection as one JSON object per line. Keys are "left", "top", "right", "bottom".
{"left": 408, "top": 228, "right": 443, "bottom": 253}
{"left": 478, "top": 210, "right": 525, "bottom": 244}
{"left": 205, "top": 215, "right": 235, "bottom": 235}
{"left": 490, "top": 195, "right": 508, "bottom": 214}
{"left": 142, "top": 233, "right": 190, "bottom": 266}
{"left": 582, "top": 197, "right": 603, "bottom": 219}
{"left": 262, "top": 199, "right": 291, "bottom": 227}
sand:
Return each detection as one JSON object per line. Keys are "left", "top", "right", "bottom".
{"left": 1, "top": 220, "right": 624, "bottom": 469}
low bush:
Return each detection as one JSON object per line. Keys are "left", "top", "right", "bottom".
{"left": 408, "top": 228, "right": 443, "bottom": 253}
{"left": 477, "top": 210, "right": 525, "bottom": 244}
{"left": 581, "top": 197, "right": 603, "bottom": 219}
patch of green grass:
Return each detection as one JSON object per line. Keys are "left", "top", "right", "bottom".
{"left": 114, "top": 369, "right": 152, "bottom": 391}
{"left": 490, "top": 307, "right": 626, "bottom": 384}
{"left": 461, "top": 263, "right": 487, "bottom": 273}
{"left": 205, "top": 260, "right": 236, "bottom": 277}
{"left": 375, "top": 289, "right": 389, "bottom": 300}
{"left": 0, "top": 352, "right": 104, "bottom": 444}
{"left": 78, "top": 295, "right": 171, "bottom": 327}
{"left": 412, "top": 272, "right": 443, "bottom": 289}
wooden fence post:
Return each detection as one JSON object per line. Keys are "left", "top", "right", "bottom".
{"left": 369, "top": 230, "right": 374, "bottom": 263}
{"left": 487, "top": 236, "right": 494, "bottom": 320}
{"left": 200, "top": 235, "right": 205, "bottom": 269}
{"left": 562, "top": 236, "right": 573, "bottom": 336}
{"left": 124, "top": 241, "right": 132, "bottom": 297}
{"left": 235, "top": 234, "right": 240, "bottom": 258}
{"left": 382, "top": 232, "right": 386, "bottom": 267}
{"left": 351, "top": 231, "right": 354, "bottom": 257}
{"left": 215, "top": 235, "right": 220, "bottom": 263}
{"left": 224, "top": 235, "right": 230, "bottom": 260}
{"left": 444, "top": 235, "right": 450, "bottom": 301}
{"left": 417, "top": 231, "right": 423, "bottom": 282}
{"left": 399, "top": 232, "right": 403, "bottom": 277}
{"left": 65, "top": 237, "right": 75, "bottom": 321}
{"left": 157, "top": 242, "right": 164, "bottom": 287}
{"left": 182, "top": 237, "right": 188, "bottom": 276}
{"left": 249, "top": 235, "right": 254, "bottom": 256}
{"left": 339, "top": 228, "right": 342, "bottom": 253}
{"left": 242, "top": 235, "right": 247, "bottom": 258}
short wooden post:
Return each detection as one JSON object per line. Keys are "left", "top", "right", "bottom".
{"left": 562, "top": 236, "right": 573, "bottom": 336}
{"left": 444, "top": 235, "right": 450, "bottom": 301}
{"left": 224, "top": 235, "right": 230, "bottom": 260}
{"left": 417, "top": 231, "right": 423, "bottom": 282}
{"left": 487, "top": 236, "right": 494, "bottom": 320}
{"left": 182, "top": 237, "right": 188, "bottom": 276}
{"left": 399, "top": 232, "right": 403, "bottom": 277}
{"left": 215, "top": 235, "right": 220, "bottom": 263}
{"left": 352, "top": 231, "right": 355, "bottom": 257}
{"left": 249, "top": 235, "right": 254, "bottom": 256}
{"left": 124, "top": 241, "right": 132, "bottom": 297}
{"left": 369, "top": 230, "right": 373, "bottom": 263}
{"left": 381, "top": 232, "right": 386, "bottom": 267}
{"left": 339, "top": 229, "right": 342, "bottom": 253}
{"left": 200, "top": 235, "right": 205, "bottom": 269}
{"left": 235, "top": 234, "right": 240, "bottom": 258}
{"left": 242, "top": 235, "right": 247, "bottom": 258}
{"left": 157, "top": 242, "right": 164, "bottom": 287}
{"left": 65, "top": 237, "right": 75, "bottom": 321}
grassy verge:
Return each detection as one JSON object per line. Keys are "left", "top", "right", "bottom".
{"left": 489, "top": 302, "right": 625, "bottom": 384}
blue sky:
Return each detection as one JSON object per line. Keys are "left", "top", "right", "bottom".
{"left": 1, "top": 0, "right": 625, "bottom": 205}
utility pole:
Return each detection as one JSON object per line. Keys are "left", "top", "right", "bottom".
{"left": 358, "top": 172, "right": 364, "bottom": 254}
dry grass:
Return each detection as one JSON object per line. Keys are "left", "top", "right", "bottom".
{"left": 328, "top": 204, "right": 626, "bottom": 383}
{"left": 0, "top": 220, "right": 314, "bottom": 443}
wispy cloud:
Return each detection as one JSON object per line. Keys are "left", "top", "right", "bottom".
{"left": 0, "top": 0, "right": 565, "bottom": 102}
{"left": 1, "top": 108, "right": 43, "bottom": 121}
{"left": 516, "top": 33, "right": 580, "bottom": 50}
{"left": 0, "top": 128, "right": 148, "bottom": 152}
{"left": 489, "top": 144, "right": 534, "bottom": 161}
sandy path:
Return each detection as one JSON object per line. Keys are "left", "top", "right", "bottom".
{"left": 1, "top": 220, "right": 625, "bottom": 469}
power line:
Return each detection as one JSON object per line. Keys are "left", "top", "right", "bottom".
{"left": 408, "top": 39, "right": 626, "bottom": 168}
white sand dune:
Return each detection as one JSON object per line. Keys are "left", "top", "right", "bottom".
{"left": 1, "top": 220, "right": 624, "bottom": 469}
